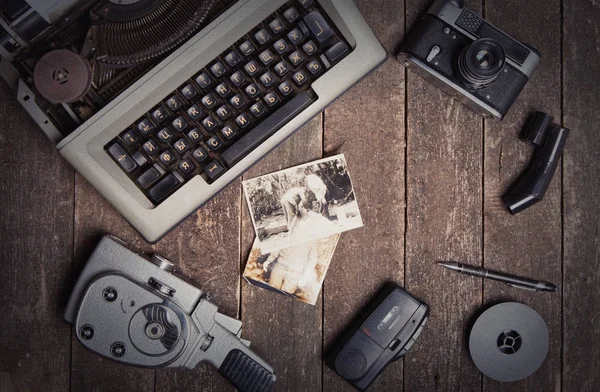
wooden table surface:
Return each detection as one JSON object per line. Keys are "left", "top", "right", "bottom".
{"left": 1, "top": 0, "right": 599, "bottom": 391}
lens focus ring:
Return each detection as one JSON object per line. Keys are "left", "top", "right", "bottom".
{"left": 457, "top": 38, "right": 505, "bottom": 89}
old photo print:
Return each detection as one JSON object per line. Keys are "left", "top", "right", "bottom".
{"left": 242, "top": 154, "right": 363, "bottom": 253}
{"left": 243, "top": 235, "right": 340, "bottom": 305}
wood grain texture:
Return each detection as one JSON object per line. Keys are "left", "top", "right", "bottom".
{"left": 2, "top": 0, "right": 600, "bottom": 391}
{"left": 483, "top": 1, "right": 562, "bottom": 391}
{"left": 70, "top": 176, "right": 155, "bottom": 392}
{"left": 239, "top": 117, "right": 323, "bottom": 392}
{"left": 155, "top": 181, "right": 242, "bottom": 392}
{"left": 0, "top": 82, "right": 74, "bottom": 392}
{"left": 403, "top": 1, "right": 483, "bottom": 391}
{"left": 322, "top": 0, "right": 406, "bottom": 390}
{"left": 562, "top": 1, "right": 600, "bottom": 391}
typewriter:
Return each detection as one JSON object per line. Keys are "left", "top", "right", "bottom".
{"left": 0, "top": 0, "right": 386, "bottom": 242}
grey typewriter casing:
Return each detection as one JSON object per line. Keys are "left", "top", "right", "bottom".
{"left": 5, "top": 0, "right": 387, "bottom": 243}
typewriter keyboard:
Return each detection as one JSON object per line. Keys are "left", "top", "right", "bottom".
{"left": 105, "top": 0, "right": 351, "bottom": 204}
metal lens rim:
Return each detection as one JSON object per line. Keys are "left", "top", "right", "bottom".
{"left": 457, "top": 38, "right": 506, "bottom": 88}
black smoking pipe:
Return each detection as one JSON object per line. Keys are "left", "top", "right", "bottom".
{"left": 503, "top": 111, "right": 569, "bottom": 214}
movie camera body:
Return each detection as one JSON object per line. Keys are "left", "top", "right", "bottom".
{"left": 64, "top": 235, "right": 275, "bottom": 392}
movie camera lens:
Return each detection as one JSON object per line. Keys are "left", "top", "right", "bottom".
{"left": 457, "top": 38, "right": 505, "bottom": 89}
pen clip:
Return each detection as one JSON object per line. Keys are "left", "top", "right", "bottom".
{"left": 506, "top": 283, "right": 539, "bottom": 292}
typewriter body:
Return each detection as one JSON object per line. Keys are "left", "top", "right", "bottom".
{"left": 0, "top": 0, "right": 386, "bottom": 243}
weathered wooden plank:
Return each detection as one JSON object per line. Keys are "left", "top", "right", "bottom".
{"left": 483, "top": 0, "right": 562, "bottom": 391}
{"left": 4, "top": 2, "right": 600, "bottom": 392}
{"left": 322, "top": 0, "right": 406, "bottom": 390}
{"left": 71, "top": 176, "right": 155, "bottom": 392}
{"left": 155, "top": 181, "right": 241, "bottom": 392}
{"left": 403, "top": 0, "right": 483, "bottom": 391}
{"left": 0, "top": 82, "right": 73, "bottom": 392}
{"left": 239, "top": 117, "right": 323, "bottom": 392}
{"left": 562, "top": 0, "right": 600, "bottom": 391}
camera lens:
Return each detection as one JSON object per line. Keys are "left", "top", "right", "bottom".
{"left": 457, "top": 39, "right": 506, "bottom": 89}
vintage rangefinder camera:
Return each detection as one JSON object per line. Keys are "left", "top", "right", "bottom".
{"left": 64, "top": 235, "right": 275, "bottom": 392}
{"left": 398, "top": 0, "right": 540, "bottom": 120}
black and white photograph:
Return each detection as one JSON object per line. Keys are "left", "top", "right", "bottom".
{"left": 242, "top": 154, "right": 363, "bottom": 253}
{"left": 243, "top": 235, "right": 340, "bottom": 305}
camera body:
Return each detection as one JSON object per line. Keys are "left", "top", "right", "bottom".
{"left": 398, "top": 0, "right": 540, "bottom": 120}
{"left": 65, "top": 236, "right": 275, "bottom": 392}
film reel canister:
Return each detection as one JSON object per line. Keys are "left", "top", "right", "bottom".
{"left": 469, "top": 302, "right": 549, "bottom": 382}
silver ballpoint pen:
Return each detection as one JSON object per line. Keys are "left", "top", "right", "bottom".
{"left": 438, "top": 262, "right": 557, "bottom": 292}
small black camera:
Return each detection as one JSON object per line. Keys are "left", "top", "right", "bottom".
{"left": 398, "top": 0, "right": 540, "bottom": 120}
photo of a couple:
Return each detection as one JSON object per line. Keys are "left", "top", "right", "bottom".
{"left": 242, "top": 154, "right": 363, "bottom": 253}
